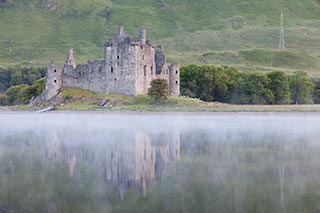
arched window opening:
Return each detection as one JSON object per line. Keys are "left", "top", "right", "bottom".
{"left": 151, "top": 66, "right": 153, "bottom": 74}
{"left": 54, "top": 69, "right": 57, "bottom": 73}
{"left": 111, "top": 67, "right": 114, "bottom": 73}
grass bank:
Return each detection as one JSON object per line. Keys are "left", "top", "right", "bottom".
{"left": 2, "top": 88, "right": 320, "bottom": 112}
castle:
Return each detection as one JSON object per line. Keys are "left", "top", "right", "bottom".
{"left": 43, "top": 26, "right": 180, "bottom": 100}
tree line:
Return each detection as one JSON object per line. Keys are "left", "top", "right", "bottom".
{"left": 0, "top": 67, "right": 45, "bottom": 106}
{"left": 180, "top": 65, "right": 318, "bottom": 105}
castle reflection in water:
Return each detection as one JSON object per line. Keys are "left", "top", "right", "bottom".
{"left": 44, "top": 128, "right": 180, "bottom": 199}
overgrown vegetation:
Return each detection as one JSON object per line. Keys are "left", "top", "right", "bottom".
{"left": 0, "top": 67, "right": 45, "bottom": 92}
{"left": 181, "top": 65, "right": 316, "bottom": 105}
{"left": 3, "top": 78, "right": 45, "bottom": 105}
{"left": 148, "top": 78, "right": 169, "bottom": 102}
{"left": 0, "top": 67, "right": 45, "bottom": 105}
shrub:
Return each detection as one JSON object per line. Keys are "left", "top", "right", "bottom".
{"left": 0, "top": 93, "right": 8, "bottom": 106}
{"left": 148, "top": 78, "right": 169, "bottom": 102}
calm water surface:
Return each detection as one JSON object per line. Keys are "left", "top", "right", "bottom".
{"left": 0, "top": 113, "right": 320, "bottom": 213}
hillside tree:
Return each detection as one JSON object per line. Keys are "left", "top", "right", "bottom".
{"left": 289, "top": 71, "right": 314, "bottom": 104}
{"left": 267, "top": 71, "right": 290, "bottom": 104}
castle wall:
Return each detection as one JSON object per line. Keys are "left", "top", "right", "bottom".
{"left": 104, "top": 38, "right": 137, "bottom": 95}
{"left": 62, "top": 38, "right": 138, "bottom": 96}
{"left": 135, "top": 42, "right": 157, "bottom": 95}
{"left": 63, "top": 61, "right": 108, "bottom": 93}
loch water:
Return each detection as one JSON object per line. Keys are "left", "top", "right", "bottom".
{"left": 0, "top": 113, "right": 320, "bottom": 212}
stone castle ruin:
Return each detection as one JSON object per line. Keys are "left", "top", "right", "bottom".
{"left": 43, "top": 26, "right": 180, "bottom": 100}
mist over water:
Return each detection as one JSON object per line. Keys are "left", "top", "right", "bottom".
{"left": 0, "top": 113, "right": 320, "bottom": 212}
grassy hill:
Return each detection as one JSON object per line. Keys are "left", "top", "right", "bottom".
{"left": 1, "top": 0, "right": 320, "bottom": 76}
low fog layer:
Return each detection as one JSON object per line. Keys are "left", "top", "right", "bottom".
{"left": 0, "top": 112, "right": 320, "bottom": 212}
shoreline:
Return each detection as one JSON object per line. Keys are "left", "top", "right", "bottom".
{"left": 2, "top": 110, "right": 320, "bottom": 116}
{"left": 3, "top": 102, "right": 320, "bottom": 114}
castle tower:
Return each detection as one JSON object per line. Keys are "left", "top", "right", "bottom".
{"left": 169, "top": 64, "right": 180, "bottom": 96}
{"left": 140, "top": 29, "right": 146, "bottom": 46}
{"left": 66, "top": 48, "right": 77, "bottom": 69}
{"left": 44, "top": 59, "right": 63, "bottom": 100}
{"left": 279, "top": 11, "right": 286, "bottom": 50}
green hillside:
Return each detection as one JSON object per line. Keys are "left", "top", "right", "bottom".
{"left": 1, "top": 0, "right": 320, "bottom": 75}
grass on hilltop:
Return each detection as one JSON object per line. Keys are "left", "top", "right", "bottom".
{"left": 1, "top": 0, "right": 320, "bottom": 75}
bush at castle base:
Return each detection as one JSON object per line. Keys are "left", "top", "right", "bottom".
{"left": 148, "top": 78, "right": 169, "bottom": 102}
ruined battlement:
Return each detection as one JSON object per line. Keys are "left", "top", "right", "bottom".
{"left": 43, "top": 26, "right": 180, "bottom": 100}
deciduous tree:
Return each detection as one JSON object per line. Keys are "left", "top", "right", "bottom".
{"left": 289, "top": 71, "right": 314, "bottom": 104}
{"left": 148, "top": 78, "right": 169, "bottom": 102}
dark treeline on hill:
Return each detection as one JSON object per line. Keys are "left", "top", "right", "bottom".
{"left": 0, "top": 67, "right": 45, "bottom": 105}
{"left": 180, "top": 65, "right": 317, "bottom": 105}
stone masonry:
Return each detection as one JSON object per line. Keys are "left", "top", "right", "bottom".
{"left": 43, "top": 26, "right": 180, "bottom": 100}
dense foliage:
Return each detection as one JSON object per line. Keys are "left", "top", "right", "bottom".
{"left": 181, "top": 65, "right": 317, "bottom": 105}
{"left": 289, "top": 71, "right": 314, "bottom": 104}
{"left": 0, "top": 67, "right": 45, "bottom": 106}
{"left": 148, "top": 78, "right": 169, "bottom": 102}
{"left": 0, "top": 67, "right": 45, "bottom": 92}
{"left": 1, "top": 78, "right": 45, "bottom": 106}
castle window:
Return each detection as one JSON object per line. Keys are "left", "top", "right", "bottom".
{"left": 144, "top": 65, "right": 147, "bottom": 76}
{"left": 151, "top": 66, "right": 153, "bottom": 74}
{"left": 54, "top": 69, "right": 57, "bottom": 73}
{"left": 142, "top": 55, "right": 144, "bottom": 60}
{"left": 117, "top": 55, "right": 120, "bottom": 59}
{"left": 114, "top": 78, "right": 117, "bottom": 81}
{"left": 176, "top": 70, "right": 178, "bottom": 74}
{"left": 117, "top": 63, "right": 119, "bottom": 66}
{"left": 54, "top": 80, "right": 57, "bottom": 83}
{"left": 176, "top": 81, "right": 178, "bottom": 85}
{"left": 111, "top": 67, "right": 114, "bottom": 73}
